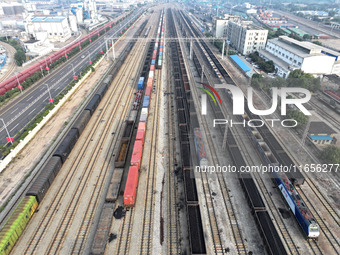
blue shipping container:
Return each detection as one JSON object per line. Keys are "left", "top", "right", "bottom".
{"left": 151, "top": 59, "right": 155, "bottom": 65}
{"left": 143, "top": 96, "right": 150, "bottom": 108}
{"left": 138, "top": 77, "right": 144, "bottom": 89}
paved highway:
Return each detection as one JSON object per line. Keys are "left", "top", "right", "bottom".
{"left": 0, "top": 9, "right": 144, "bottom": 153}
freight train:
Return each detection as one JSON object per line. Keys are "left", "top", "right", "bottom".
{"left": 123, "top": 10, "right": 164, "bottom": 207}
{"left": 168, "top": 9, "right": 206, "bottom": 255}
{"left": 0, "top": 20, "right": 148, "bottom": 255}
{"left": 182, "top": 11, "right": 287, "bottom": 253}
{"left": 189, "top": 41, "right": 288, "bottom": 252}
{"left": 0, "top": 10, "right": 142, "bottom": 96}
{"left": 223, "top": 93, "right": 320, "bottom": 238}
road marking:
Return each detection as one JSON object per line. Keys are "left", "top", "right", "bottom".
{"left": 28, "top": 108, "right": 36, "bottom": 116}
{"left": 26, "top": 95, "right": 34, "bottom": 102}
{"left": 10, "top": 108, "right": 18, "bottom": 115}
{"left": 9, "top": 123, "right": 19, "bottom": 132}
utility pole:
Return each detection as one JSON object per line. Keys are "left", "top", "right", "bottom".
{"left": 0, "top": 118, "right": 13, "bottom": 144}
{"left": 222, "top": 125, "right": 228, "bottom": 150}
{"left": 201, "top": 65, "right": 205, "bottom": 83}
{"left": 221, "top": 39, "right": 225, "bottom": 59}
{"left": 299, "top": 117, "right": 311, "bottom": 152}
{"left": 189, "top": 39, "right": 193, "bottom": 60}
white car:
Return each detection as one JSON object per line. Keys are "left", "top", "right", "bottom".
{"left": 81, "top": 55, "right": 85, "bottom": 59}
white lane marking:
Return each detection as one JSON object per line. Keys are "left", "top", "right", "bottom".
{"left": 28, "top": 108, "right": 36, "bottom": 116}
{"left": 27, "top": 95, "right": 34, "bottom": 101}
{"left": 10, "top": 108, "right": 18, "bottom": 115}
{"left": 9, "top": 123, "right": 19, "bottom": 132}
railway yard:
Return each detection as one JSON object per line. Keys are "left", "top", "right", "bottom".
{"left": 0, "top": 4, "right": 340, "bottom": 255}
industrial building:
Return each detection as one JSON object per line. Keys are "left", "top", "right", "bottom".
{"left": 227, "top": 21, "right": 268, "bottom": 55}
{"left": 0, "top": 2, "right": 24, "bottom": 16}
{"left": 259, "top": 36, "right": 340, "bottom": 78}
{"left": 308, "top": 121, "right": 337, "bottom": 145}
{"left": 25, "top": 15, "right": 72, "bottom": 42}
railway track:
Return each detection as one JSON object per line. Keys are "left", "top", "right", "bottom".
{"left": 308, "top": 99, "right": 340, "bottom": 128}
{"left": 175, "top": 10, "right": 247, "bottom": 254}
{"left": 229, "top": 123, "right": 302, "bottom": 255}
{"left": 296, "top": 184, "right": 340, "bottom": 254}
{"left": 182, "top": 9, "right": 340, "bottom": 255}
{"left": 0, "top": 42, "right": 16, "bottom": 83}
{"left": 14, "top": 37, "right": 146, "bottom": 255}
{"left": 116, "top": 209, "right": 134, "bottom": 254}
{"left": 111, "top": 10, "right": 162, "bottom": 254}
{"left": 177, "top": 10, "right": 302, "bottom": 255}
{"left": 166, "top": 45, "right": 181, "bottom": 254}
{"left": 139, "top": 68, "right": 162, "bottom": 254}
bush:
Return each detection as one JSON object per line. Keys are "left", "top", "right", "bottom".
{"left": 321, "top": 146, "right": 340, "bottom": 164}
{"left": 286, "top": 109, "right": 309, "bottom": 127}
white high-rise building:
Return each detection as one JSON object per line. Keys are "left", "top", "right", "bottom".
{"left": 214, "top": 14, "right": 241, "bottom": 38}
{"left": 227, "top": 21, "right": 268, "bottom": 55}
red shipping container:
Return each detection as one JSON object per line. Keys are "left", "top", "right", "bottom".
{"left": 136, "top": 129, "right": 145, "bottom": 142}
{"left": 130, "top": 140, "right": 143, "bottom": 169}
{"left": 124, "top": 166, "right": 139, "bottom": 206}
{"left": 147, "top": 77, "right": 153, "bottom": 87}
{"left": 150, "top": 65, "right": 155, "bottom": 71}
{"left": 152, "top": 52, "right": 157, "bottom": 59}
{"left": 138, "top": 122, "right": 146, "bottom": 131}
{"left": 145, "top": 86, "right": 152, "bottom": 96}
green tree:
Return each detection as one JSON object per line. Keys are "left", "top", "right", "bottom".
{"left": 303, "top": 34, "right": 311, "bottom": 40}
{"left": 289, "top": 33, "right": 303, "bottom": 41}
{"left": 287, "top": 69, "right": 320, "bottom": 92}
{"left": 328, "top": 10, "right": 336, "bottom": 17}
{"left": 270, "top": 77, "right": 286, "bottom": 88}
{"left": 251, "top": 73, "right": 264, "bottom": 89}
{"left": 321, "top": 146, "right": 340, "bottom": 164}
{"left": 14, "top": 50, "right": 26, "bottom": 66}
{"left": 313, "top": 41, "right": 322, "bottom": 46}
{"left": 286, "top": 109, "right": 309, "bottom": 127}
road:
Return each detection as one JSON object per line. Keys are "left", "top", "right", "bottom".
{"left": 0, "top": 8, "right": 144, "bottom": 151}
{"left": 272, "top": 9, "right": 340, "bottom": 39}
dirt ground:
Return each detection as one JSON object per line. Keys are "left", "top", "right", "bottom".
{"left": 0, "top": 58, "right": 111, "bottom": 205}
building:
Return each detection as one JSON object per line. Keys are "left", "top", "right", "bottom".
{"left": 308, "top": 121, "right": 337, "bottom": 145}
{"left": 0, "top": 3, "right": 24, "bottom": 16}
{"left": 26, "top": 15, "right": 72, "bottom": 42}
{"left": 214, "top": 15, "right": 241, "bottom": 37}
{"left": 227, "top": 21, "right": 268, "bottom": 55}
{"left": 259, "top": 36, "right": 340, "bottom": 78}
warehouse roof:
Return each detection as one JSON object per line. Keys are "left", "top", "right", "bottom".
{"left": 309, "top": 121, "right": 337, "bottom": 135}
{"left": 32, "top": 16, "right": 65, "bottom": 23}
{"left": 310, "top": 135, "right": 333, "bottom": 141}
{"left": 230, "top": 55, "right": 251, "bottom": 72}
{"left": 271, "top": 36, "right": 340, "bottom": 59}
